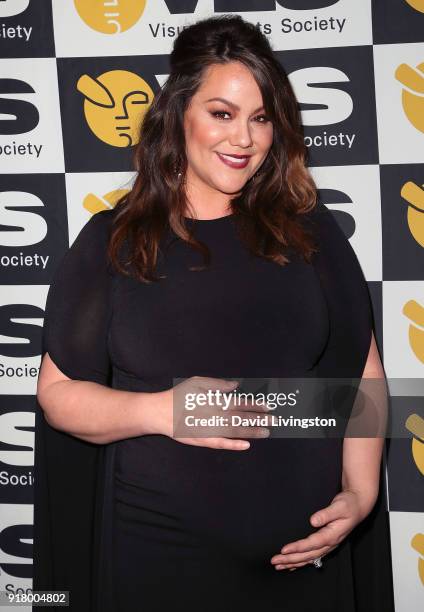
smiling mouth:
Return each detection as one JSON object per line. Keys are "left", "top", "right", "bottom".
{"left": 217, "top": 152, "right": 251, "bottom": 159}
{"left": 216, "top": 152, "right": 251, "bottom": 168}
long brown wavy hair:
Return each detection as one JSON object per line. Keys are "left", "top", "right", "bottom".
{"left": 108, "top": 14, "right": 319, "bottom": 283}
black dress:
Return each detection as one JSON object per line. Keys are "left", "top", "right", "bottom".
{"left": 33, "top": 204, "right": 395, "bottom": 612}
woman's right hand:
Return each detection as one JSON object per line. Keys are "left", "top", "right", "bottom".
{"left": 157, "top": 376, "right": 272, "bottom": 450}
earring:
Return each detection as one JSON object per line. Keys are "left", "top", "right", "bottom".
{"left": 174, "top": 158, "right": 183, "bottom": 180}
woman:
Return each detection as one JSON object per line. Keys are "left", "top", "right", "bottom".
{"left": 34, "top": 14, "right": 394, "bottom": 612}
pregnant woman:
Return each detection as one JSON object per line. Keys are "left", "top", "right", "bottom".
{"left": 34, "top": 14, "right": 394, "bottom": 612}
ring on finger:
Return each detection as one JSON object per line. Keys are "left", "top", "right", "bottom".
{"left": 311, "top": 556, "right": 323, "bottom": 568}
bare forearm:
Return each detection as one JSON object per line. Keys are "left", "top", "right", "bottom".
{"left": 342, "top": 329, "right": 389, "bottom": 518}
{"left": 342, "top": 376, "right": 388, "bottom": 508}
{"left": 37, "top": 380, "right": 171, "bottom": 445}
{"left": 342, "top": 378, "right": 388, "bottom": 517}
{"left": 342, "top": 436, "right": 385, "bottom": 518}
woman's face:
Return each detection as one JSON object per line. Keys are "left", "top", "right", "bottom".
{"left": 183, "top": 61, "right": 274, "bottom": 200}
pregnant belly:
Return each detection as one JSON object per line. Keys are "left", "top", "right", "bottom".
{"left": 114, "top": 435, "right": 342, "bottom": 565}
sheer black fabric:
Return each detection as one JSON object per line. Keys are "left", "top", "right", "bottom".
{"left": 42, "top": 211, "right": 114, "bottom": 385}
{"left": 33, "top": 211, "right": 116, "bottom": 611}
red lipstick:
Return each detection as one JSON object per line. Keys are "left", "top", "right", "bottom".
{"left": 216, "top": 152, "right": 251, "bottom": 169}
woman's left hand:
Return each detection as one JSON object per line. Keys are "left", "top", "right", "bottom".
{"left": 270, "top": 488, "right": 375, "bottom": 571}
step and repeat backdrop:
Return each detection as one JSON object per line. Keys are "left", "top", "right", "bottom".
{"left": 0, "top": 0, "right": 423, "bottom": 610}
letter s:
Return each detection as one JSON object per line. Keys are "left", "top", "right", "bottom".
{"left": 0, "top": 412, "right": 34, "bottom": 466}
{"left": 289, "top": 66, "right": 353, "bottom": 126}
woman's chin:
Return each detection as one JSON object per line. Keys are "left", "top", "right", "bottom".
{"left": 212, "top": 179, "right": 249, "bottom": 195}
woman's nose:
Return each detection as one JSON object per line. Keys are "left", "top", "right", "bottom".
{"left": 229, "top": 119, "right": 253, "bottom": 148}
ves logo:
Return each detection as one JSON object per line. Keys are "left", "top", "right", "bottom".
{"left": 410, "top": 532, "right": 424, "bottom": 585}
{"left": 83, "top": 188, "right": 130, "bottom": 214}
{"left": 400, "top": 180, "right": 424, "bottom": 247}
{"left": 404, "top": 0, "right": 424, "bottom": 12}
{"left": 0, "top": 505, "right": 33, "bottom": 580}
{"left": 0, "top": 79, "right": 39, "bottom": 136}
{"left": 404, "top": 413, "right": 424, "bottom": 585}
{"left": 402, "top": 299, "right": 424, "bottom": 364}
{"left": 290, "top": 66, "right": 352, "bottom": 126}
{"left": 405, "top": 413, "right": 424, "bottom": 476}
{"left": 0, "top": 412, "right": 34, "bottom": 467}
{"left": 76, "top": 70, "right": 154, "bottom": 147}
{"left": 74, "top": 0, "right": 147, "bottom": 34}
{"left": 395, "top": 61, "right": 424, "bottom": 133}
{"left": 162, "top": 0, "right": 339, "bottom": 12}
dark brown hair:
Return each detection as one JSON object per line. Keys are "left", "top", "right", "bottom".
{"left": 108, "top": 14, "right": 319, "bottom": 283}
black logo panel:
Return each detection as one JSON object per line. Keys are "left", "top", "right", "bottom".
{"left": 0, "top": 0, "right": 55, "bottom": 58}
{"left": 0, "top": 396, "right": 36, "bottom": 504}
{"left": 56, "top": 55, "right": 169, "bottom": 173}
{"left": 386, "top": 396, "right": 424, "bottom": 512}
{"left": 372, "top": 0, "right": 424, "bottom": 45}
{"left": 279, "top": 46, "right": 378, "bottom": 166}
{"left": 380, "top": 164, "right": 424, "bottom": 281}
{"left": 0, "top": 174, "right": 68, "bottom": 284}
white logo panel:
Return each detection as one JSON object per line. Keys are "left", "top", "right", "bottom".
{"left": 383, "top": 281, "right": 424, "bottom": 378}
{"left": 0, "top": 503, "right": 33, "bottom": 607}
{"left": 0, "top": 285, "right": 48, "bottom": 394}
{"left": 51, "top": 0, "right": 372, "bottom": 57}
{"left": 64, "top": 171, "right": 135, "bottom": 244}
{"left": 0, "top": 411, "right": 34, "bottom": 467}
{"left": 389, "top": 511, "right": 424, "bottom": 612}
{"left": 0, "top": 58, "right": 64, "bottom": 173}
{"left": 374, "top": 42, "right": 424, "bottom": 164}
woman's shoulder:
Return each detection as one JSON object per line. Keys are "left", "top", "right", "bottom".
{"left": 299, "top": 201, "right": 347, "bottom": 251}
{"left": 299, "top": 201, "right": 368, "bottom": 292}
{"left": 81, "top": 207, "right": 117, "bottom": 236}
{"left": 299, "top": 201, "right": 331, "bottom": 229}
{"left": 70, "top": 208, "right": 118, "bottom": 256}
{"left": 55, "top": 209, "right": 119, "bottom": 280}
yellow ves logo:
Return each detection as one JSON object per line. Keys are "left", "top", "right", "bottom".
{"left": 74, "top": 0, "right": 147, "bottom": 34}
{"left": 400, "top": 181, "right": 424, "bottom": 248}
{"left": 395, "top": 61, "right": 424, "bottom": 133}
{"left": 405, "top": 413, "right": 424, "bottom": 476}
{"left": 83, "top": 188, "right": 130, "bottom": 215}
{"left": 405, "top": 414, "right": 424, "bottom": 585}
{"left": 404, "top": 0, "right": 424, "bottom": 13}
{"left": 410, "top": 533, "right": 424, "bottom": 585}
{"left": 76, "top": 70, "right": 154, "bottom": 147}
{"left": 402, "top": 300, "right": 424, "bottom": 364}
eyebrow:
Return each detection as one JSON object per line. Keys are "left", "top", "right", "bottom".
{"left": 204, "top": 97, "right": 264, "bottom": 114}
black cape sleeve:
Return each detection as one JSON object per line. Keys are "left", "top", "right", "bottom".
{"left": 304, "top": 200, "right": 373, "bottom": 379}
{"left": 306, "top": 201, "right": 395, "bottom": 612}
{"left": 33, "top": 209, "right": 116, "bottom": 612}
{"left": 41, "top": 210, "right": 115, "bottom": 384}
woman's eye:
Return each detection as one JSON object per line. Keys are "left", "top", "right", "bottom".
{"left": 211, "top": 110, "right": 231, "bottom": 120}
{"left": 255, "top": 114, "right": 270, "bottom": 123}
{"left": 210, "top": 111, "right": 270, "bottom": 123}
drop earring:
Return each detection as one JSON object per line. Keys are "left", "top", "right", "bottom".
{"left": 174, "top": 158, "right": 183, "bottom": 180}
